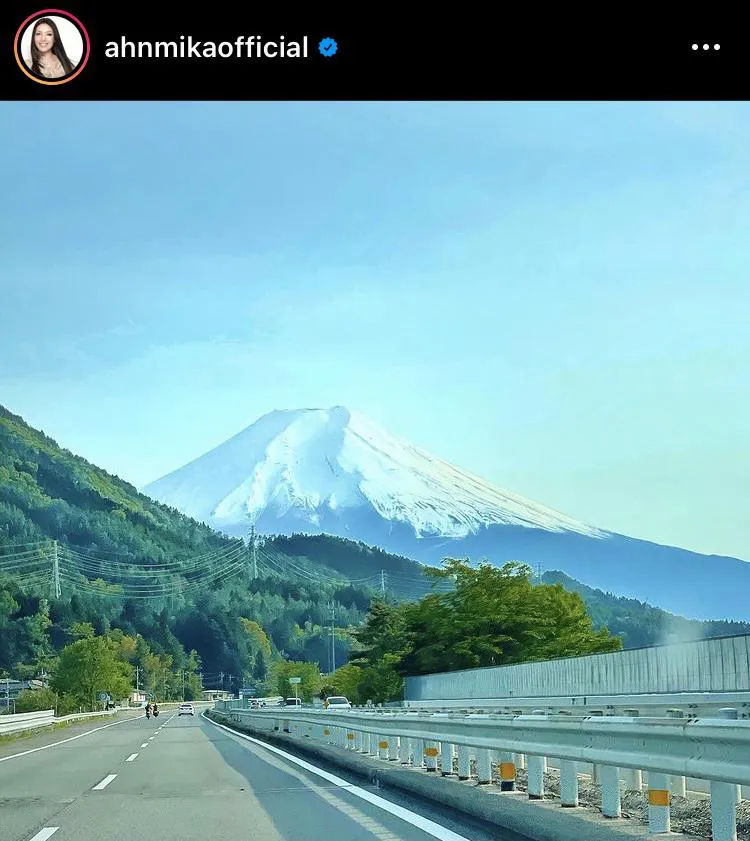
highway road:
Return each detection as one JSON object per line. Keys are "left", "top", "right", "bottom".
{"left": 0, "top": 707, "right": 530, "bottom": 841}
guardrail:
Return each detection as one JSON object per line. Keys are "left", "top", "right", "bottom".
{"left": 0, "top": 707, "right": 118, "bottom": 735}
{"left": 212, "top": 703, "right": 749, "bottom": 841}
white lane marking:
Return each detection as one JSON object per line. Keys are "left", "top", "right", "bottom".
{"left": 29, "top": 829, "right": 59, "bottom": 841}
{"left": 0, "top": 715, "right": 143, "bottom": 764}
{"left": 140, "top": 742, "right": 148, "bottom": 748}
{"left": 148, "top": 736, "right": 155, "bottom": 740}
{"left": 126, "top": 753, "right": 138, "bottom": 761}
{"left": 92, "top": 773, "right": 117, "bottom": 790}
{"left": 204, "top": 713, "right": 472, "bottom": 841}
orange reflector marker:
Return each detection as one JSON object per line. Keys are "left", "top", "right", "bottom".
{"left": 323, "top": 729, "right": 330, "bottom": 736}
{"left": 347, "top": 732, "right": 354, "bottom": 739}
{"left": 648, "top": 789, "right": 671, "bottom": 807}
{"left": 379, "top": 741, "right": 388, "bottom": 749}
{"left": 500, "top": 762, "right": 515, "bottom": 779}
{"left": 425, "top": 747, "right": 439, "bottom": 757}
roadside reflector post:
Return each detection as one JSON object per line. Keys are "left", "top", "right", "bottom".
{"left": 400, "top": 737, "right": 412, "bottom": 764}
{"left": 499, "top": 751, "right": 516, "bottom": 791}
{"left": 515, "top": 752, "right": 526, "bottom": 770}
{"left": 440, "top": 741, "right": 453, "bottom": 775}
{"left": 346, "top": 730, "right": 355, "bottom": 749}
{"left": 710, "top": 781, "right": 740, "bottom": 841}
{"left": 600, "top": 765, "right": 622, "bottom": 817}
{"left": 648, "top": 772, "right": 671, "bottom": 833}
{"left": 388, "top": 735, "right": 399, "bottom": 760}
{"left": 413, "top": 738, "right": 425, "bottom": 768}
{"left": 424, "top": 742, "right": 439, "bottom": 771}
{"left": 624, "top": 768, "right": 643, "bottom": 791}
{"left": 378, "top": 736, "right": 389, "bottom": 760}
{"left": 527, "top": 755, "right": 545, "bottom": 798}
{"left": 476, "top": 748, "right": 492, "bottom": 784}
{"left": 560, "top": 759, "right": 578, "bottom": 806}
{"left": 457, "top": 745, "right": 471, "bottom": 780}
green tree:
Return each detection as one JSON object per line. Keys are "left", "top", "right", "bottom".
{"left": 328, "top": 662, "right": 365, "bottom": 704}
{"left": 270, "top": 659, "right": 322, "bottom": 702}
{"left": 51, "top": 634, "right": 132, "bottom": 709}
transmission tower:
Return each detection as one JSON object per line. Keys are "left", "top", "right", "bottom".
{"left": 50, "top": 540, "right": 61, "bottom": 599}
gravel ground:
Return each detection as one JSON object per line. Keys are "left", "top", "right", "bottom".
{"left": 440, "top": 755, "right": 750, "bottom": 840}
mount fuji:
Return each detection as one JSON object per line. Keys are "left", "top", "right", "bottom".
{"left": 142, "top": 407, "right": 750, "bottom": 620}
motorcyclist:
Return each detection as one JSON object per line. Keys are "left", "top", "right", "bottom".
{"left": 153, "top": 703, "right": 159, "bottom": 717}
{"left": 145, "top": 702, "right": 152, "bottom": 719}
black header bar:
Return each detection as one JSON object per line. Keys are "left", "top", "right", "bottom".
{"left": 2, "top": 4, "right": 738, "bottom": 100}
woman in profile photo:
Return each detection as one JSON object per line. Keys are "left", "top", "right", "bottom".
{"left": 25, "top": 17, "right": 76, "bottom": 79}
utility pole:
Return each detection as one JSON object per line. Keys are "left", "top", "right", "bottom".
{"left": 182, "top": 669, "right": 185, "bottom": 699}
{"left": 220, "top": 671, "right": 224, "bottom": 690}
{"left": 381, "top": 570, "right": 385, "bottom": 593}
{"left": 50, "top": 540, "right": 61, "bottom": 599}
{"left": 328, "top": 601, "right": 336, "bottom": 674}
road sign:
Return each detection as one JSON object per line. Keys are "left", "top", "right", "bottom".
{"left": 97, "top": 691, "right": 108, "bottom": 702}
{"left": 289, "top": 677, "right": 301, "bottom": 684}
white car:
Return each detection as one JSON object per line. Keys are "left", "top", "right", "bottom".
{"left": 179, "top": 703, "right": 195, "bottom": 716}
{"left": 324, "top": 696, "right": 352, "bottom": 710}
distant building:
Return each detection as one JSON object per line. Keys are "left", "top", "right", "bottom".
{"left": 201, "top": 690, "right": 233, "bottom": 701}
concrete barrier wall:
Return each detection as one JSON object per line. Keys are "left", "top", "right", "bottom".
{"left": 405, "top": 634, "right": 750, "bottom": 700}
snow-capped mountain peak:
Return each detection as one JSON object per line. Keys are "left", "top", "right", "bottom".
{"left": 143, "top": 406, "right": 605, "bottom": 540}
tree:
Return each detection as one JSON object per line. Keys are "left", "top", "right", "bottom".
{"left": 270, "top": 659, "right": 322, "bottom": 702}
{"left": 51, "top": 634, "right": 132, "bottom": 709}
{"left": 328, "top": 663, "right": 365, "bottom": 704}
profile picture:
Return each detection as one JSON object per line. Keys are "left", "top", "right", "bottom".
{"left": 15, "top": 10, "right": 90, "bottom": 85}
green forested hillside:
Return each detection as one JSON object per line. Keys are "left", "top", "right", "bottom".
{"left": 0, "top": 404, "right": 387, "bottom": 697}
{"left": 539, "top": 570, "right": 750, "bottom": 648}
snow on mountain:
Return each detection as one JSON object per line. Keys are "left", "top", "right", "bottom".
{"left": 142, "top": 406, "right": 606, "bottom": 541}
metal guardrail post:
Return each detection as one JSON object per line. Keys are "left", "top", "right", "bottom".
{"left": 710, "top": 781, "right": 740, "bottom": 841}
{"left": 599, "top": 764, "right": 622, "bottom": 818}
{"left": 440, "top": 741, "right": 453, "bottom": 775}
{"left": 476, "top": 748, "right": 492, "bottom": 784}
{"left": 457, "top": 744, "right": 471, "bottom": 780}
{"left": 560, "top": 759, "right": 578, "bottom": 806}
{"left": 413, "top": 738, "right": 425, "bottom": 768}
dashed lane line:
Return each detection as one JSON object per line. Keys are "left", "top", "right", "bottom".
{"left": 28, "top": 829, "right": 59, "bottom": 841}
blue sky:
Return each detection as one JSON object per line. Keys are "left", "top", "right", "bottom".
{"left": 1, "top": 101, "right": 748, "bottom": 560}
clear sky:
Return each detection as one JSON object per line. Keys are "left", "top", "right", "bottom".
{"left": 1, "top": 101, "right": 748, "bottom": 561}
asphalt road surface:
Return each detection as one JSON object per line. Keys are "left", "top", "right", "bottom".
{"left": 0, "top": 707, "right": 530, "bottom": 841}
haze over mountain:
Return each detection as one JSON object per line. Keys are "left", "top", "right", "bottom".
{"left": 143, "top": 407, "right": 750, "bottom": 621}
